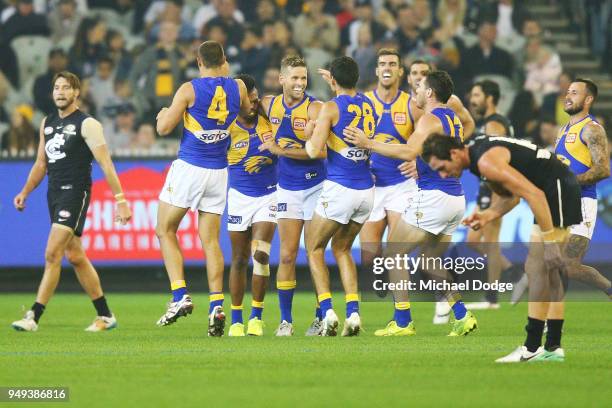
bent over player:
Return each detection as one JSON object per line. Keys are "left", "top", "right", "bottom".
{"left": 12, "top": 71, "right": 132, "bottom": 332}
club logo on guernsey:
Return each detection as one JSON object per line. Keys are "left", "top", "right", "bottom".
{"left": 193, "top": 129, "right": 230, "bottom": 144}
{"left": 566, "top": 133, "right": 577, "bottom": 143}
{"left": 45, "top": 134, "right": 66, "bottom": 163}
{"left": 340, "top": 147, "right": 370, "bottom": 162}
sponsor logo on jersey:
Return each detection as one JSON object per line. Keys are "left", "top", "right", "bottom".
{"left": 566, "top": 133, "right": 577, "bottom": 143}
{"left": 271, "top": 117, "right": 281, "bottom": 125}
{"left": 393, "top": 112, "right": 407, "bottom": 125}
{"left": 234, "top": 140, "right": 248, "bottom": 149}
{"left": 339, "top": 147, "right": 370, "bottom": 161}
{"left": 44, "top": 126, "right": 53, "bottom": 135}
{"left": 60, "top": 184, "right": 73, "bottom": 190}
{"left": 556, "top": 154, "right": 571, "bottom": 166}
{"left": 292, "top": 117, "right": 307, "bottom": 130}
{"left": 193, "top": 129, "right": 230, "bottom": 143}
{"left": 277, "top": 203, "right": 287, "bottom": 212}
{"left": 59, "top": 210, "right": 71, "bottom": 218}
{"left": 305, "top": 172, "right": 318, "bottom": 180}
{"left": 66, "top": 124, "right": 76, "bottom": 132}
{"left": 228, "top": 215, "right": 243, "bottom": 224}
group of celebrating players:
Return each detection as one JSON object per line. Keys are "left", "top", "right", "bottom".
{"left": 11, "top": 39, "right": 611, "bottom": 363}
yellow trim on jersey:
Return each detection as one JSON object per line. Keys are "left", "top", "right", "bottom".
{"left": 183, "top": 112, "right": 204, "bottom": 134}
{"left": 269, "top": 95, "right": 311, "bottom": 142}
{"left": 364, "top": 90, "right": 414, "bottom": 142}
{"left": 555, "top": 117, "right": 593, "bottom": 167}
{"left": 327, "top": 132, "right": 349, "bottom": 153}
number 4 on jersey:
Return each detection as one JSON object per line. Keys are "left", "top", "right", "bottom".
{"left": 208, "top": 86, "right": 229, "bottom": 125}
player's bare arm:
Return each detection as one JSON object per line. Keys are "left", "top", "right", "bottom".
{"left": 259, "top": 95, "right": 274, "bottom": 119}
{"left": 236, "top": 78, "right": 252, "bottom": 114}
{"left": 156, "top": 82, "right": 194, "bottom": 136}
{"left": 305, "top": 100, "right": 337, "bottom": 159}
{"left": 344, "top": 113, "right": 441, "bottom": 161}
{"left": 576, "top": 122, "right": 610, "bottom": 185}
{"left": 485, "top": 120, "right": 508, "bottom": 136}
{"left": 448, "top": 94, "right": 475, "bottom": 138}
{"left": 82, "top": 118, "right": 132, "bottom": 224}
{"left": 14, "top": 120, "right": 48, "bottom": 211}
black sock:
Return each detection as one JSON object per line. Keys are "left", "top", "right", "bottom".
{"left": 524, "top": 317, "right": 545, "bottom": 353}
{"left": 92, "top": 296, "right": 112, "bottom": 318}
{"left": 545, "top": 319, "right": 564, "bottom": 351}
{"left": 485, "top": 289, "right": 498, "bottom": 304}
{"left": 31, "top": 302, "right": 45, "bottom": 323}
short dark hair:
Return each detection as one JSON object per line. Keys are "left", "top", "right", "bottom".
{"left": 574, "top": 78, "right": 598, "bottom": 101}
{"left": 52, "top": 71, "right": 81, "bottom": 91}
{"left": 425, "top": 70, "right": 454, "bottom": 103}
{"left": 472, "top": 80, "right": 500, "bottom": 105}
{"left": 280, "top": 55, "right": 306, "bottom": 72}
{"left": 409, "top": 59, "right": 433, "bottom": 72}
{"left": 377, "top": 48, "right": 401, "bottom": 64}
{"left": 198, "top": 41, "right": 225, "bottom": 68}
{"left": 235, "top": 73, "right": 256, "bottom": 94}
{"left": 330, "top": 56, "right": 359, "bottom": 89}
{"left": 422, "top": 134, "right": 464, "bottom": 162}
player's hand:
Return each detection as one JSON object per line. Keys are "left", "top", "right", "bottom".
{"left": 259, "top": 140, "right": 283, "bottom": 156}
{"left": 317, "top": 68, "right": 333, "bottom": 88}
{"left": 343, "top": 127, "right": 372, "bottom": 149}
{"left": 115, "top": 201, "right": 132, "bottom": 225}
{"left": 543, "top": 241, "right": 568, "bottom": 278}
{"left": 462, "top": 210, "right": 496, "bottom": 231}
{"left": 156, "top": 107, "right": 169, "bottom": 121}
{"left": 14, "top": 192, "right": 27, "bottom": 211}
{"left": 398, "top": 161, "right": 418, "bottom": 179}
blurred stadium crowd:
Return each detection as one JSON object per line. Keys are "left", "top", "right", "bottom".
{"left": 0, "top": 0, "right": 611, "bottom": 157}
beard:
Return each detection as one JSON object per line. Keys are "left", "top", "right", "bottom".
{"left": 470, "top": 103, "right": 486, "bottom": 118}
{"left": 54, "top": 96, "right": 75, "bottom": 110}
{"left": 564, "top": 101, "right": 584, "bottom": 115}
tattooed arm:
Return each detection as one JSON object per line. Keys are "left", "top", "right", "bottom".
{"left": 577, "top": 122, "right": 610, "bottom": 185}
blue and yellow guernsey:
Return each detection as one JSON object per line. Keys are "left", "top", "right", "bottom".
{"left": 554, "top": 114, "right": 598, "bottom": 198}
{"left": 416, "top": 107, "right": 464, "bottom": 196}
{"left": 227, "top": 115, "right": 278, "bottom": 197}
{"left": 364, "top": 90, "right": 414, "bottom": 187}
{"left": 268, "top": 94, "right": 326, "bottom": 190}
{"left": 178, "top": 77, "right": 240, "bottom": 169}
{"left": 327, "top": 93, "right": 377, "bottom": 190}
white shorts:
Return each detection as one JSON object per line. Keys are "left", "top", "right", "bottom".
{"left": 227, "top": 189, "right": 277, "bottom": 231}
{"left": 368, "top": 178, "right": 418, "bottom": 222}
{"left": 569, "top": 197, "right": 597, "bottom": 239}
{"left": 159, "top": 159, "right": 227, "bottom": 214}
{"left": 314, "top": 180, "right": 374, "bottom": 225}
{"left": 402, "top": 189, "right": 466, "bottom": 236}
{"left": 276, "top": 182, "right": 324, "bottom": 221}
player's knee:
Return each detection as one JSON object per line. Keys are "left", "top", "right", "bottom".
{"left": 155, "top": 223, "right": 171, "bottom": 240}
{"left": 65, "top": 248, "right": 85, "bottom": 266}
{"left": 331, "top": 241, "right": 350, "bottom": 258}
{"left": 44, "top": 248, "right": 63, "bottom": 265}
{"left": 231, "top": 254, "right": 249, "bottom": 271}
{"left": 252, "top": 240, "right": 271, "bottom": 277}
{"left": 280, "top": 247, "right": 298, "bottom": 265}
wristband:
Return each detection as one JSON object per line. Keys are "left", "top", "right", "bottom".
{"left": 541, "top": 229, "right": 556, "bottom": 242}
{"left": 116, "top": 199, "right": 127, "bottom": 205}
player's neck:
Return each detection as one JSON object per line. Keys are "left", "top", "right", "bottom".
{"left": 200, "top": 67, "right": 226, "bottom": 78}
{"left": 425, "top": 100, "right": 444, "bottom": 113}
{"left": 237, "top": 116, "right": 256, "bottom": 128}
{"left": 485, "top": 106, "right": 497, "bottom": 118}
{"left": 375, "top": 85, "right": 399, "bottom": 103}
{"left": 336, "top": 88, "right": 357, "bottom": 97}
{"left": 283, "top": 92, "right": 304, "bottom": 107}
{"left": 569, "top": 110, "right": 590, "bottom": 125}
{"left": 58, "top": 104, "right": 78, "bottom": 118}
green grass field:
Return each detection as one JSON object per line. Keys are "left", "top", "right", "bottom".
{"left": 1, "top": 293, "right": 611, "bottom": 407}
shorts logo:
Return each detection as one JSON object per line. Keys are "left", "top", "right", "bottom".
{"left": 292, "top": 117, "right": 307, "bottom": 130}
{"left": 228, "top": 215, "right": 242, "bottom": 224}
{"left": 269, "top": 205, "right": 277, "bottom": 212}
{"left": 44, "top": 126, "right": 53, "bottom": 135}
{"left": 277, "top": 203, "right": 287, "bottom": 212}
{"left": 393, "top": 112, "right": 407, "bottom": 125}
{"left": 322, "top": 202, "right": 328, "bottom": 208}
{"left": 305, "top": 172, "right": 318, "bottom": 180}
{"left": 566, "top": 133, "right": 577, "bottom": 143}
{"left": 415, "top": 211, "right": 423, "bottom": 219}
{"left": 59, "top": 210, "right": 71, "bottom": 218}
{"left": 271, "top": 117, "right": 281, "bottom": 125}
